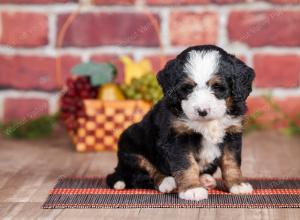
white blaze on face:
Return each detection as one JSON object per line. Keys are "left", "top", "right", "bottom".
{"left": 184, "top": 50, "right": 220, "bottom": 87}
{"left": 181, "top": 50, "right": 227, "bottom": 121}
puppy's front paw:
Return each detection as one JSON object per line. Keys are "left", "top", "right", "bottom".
{"left": 158, "top": 176, "right": 177, "bottom": 193}
{"left": 199, "top": 174, "right": 216, "bottom": 189}
{"left": 179, "top": 187, "right": 208, "bottom": 201}
{"left": 229, "top": 182, "right": 253, "bottom": 194}
{"left": 113, "top": 181, "right": 126, "bottom": 190}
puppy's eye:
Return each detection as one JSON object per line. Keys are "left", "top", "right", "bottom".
{"left": 212, "top": 83, "right": 226, "bottom": 92}
{"left": 180, "top": 83, "right": 195, "bottom": 93}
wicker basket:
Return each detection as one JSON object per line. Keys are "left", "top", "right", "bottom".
{"left": 57, "top": 6, "right": 161, "bottom": 152}
{"left": 70, "top": 100, "right": 151, "bottom": 152}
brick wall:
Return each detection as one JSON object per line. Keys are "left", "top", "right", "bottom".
{"left": 0, "top": 0, "right": 299, "bottom": 122}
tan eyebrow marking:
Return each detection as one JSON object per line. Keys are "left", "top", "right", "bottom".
{"left": 182, "top": 77, "right": 197, "bottom": 86}
{"left": 207, "top": 75, "right": 222, "bottom": 87}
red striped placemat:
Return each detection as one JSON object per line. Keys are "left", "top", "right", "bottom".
{"left": 43, "top": 177, "right": 300, "bottom": 208}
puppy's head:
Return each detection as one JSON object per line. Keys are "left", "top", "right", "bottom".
{"left": 157, "top": 45, "right": 255, "bottom": 120}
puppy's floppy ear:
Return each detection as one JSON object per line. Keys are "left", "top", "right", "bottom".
{"left": 157, "top": 58, "right": 181, "bottom": 95}
{"left": 230, "top": 57, "right": 255, "bottom": 102}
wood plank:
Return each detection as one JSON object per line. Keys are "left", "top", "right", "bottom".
{"left": 139, "top": 208, "right": 200, "bottom": 220}
{"left": 242, "top": 131, "right": 300, "bottom": 177}
{"left": 56, "top": 208, "right": 141, "bottom": 220}
{"left": 197, "top": 208, "right": 217, "bottom": 220}
{"left": 0, "top": 202, "right": 62, "bottom": 219}
{"left": 215, "top": 208, "right": 246, "bottom": 220}
{"left": 0, "top": 130, "right": 300, "bottom": 219}
{"left": 84, "top": 152, "right": 117, "bottom": 176}
{"left": 27, "top": 152, "right": 95, "bottom": 203}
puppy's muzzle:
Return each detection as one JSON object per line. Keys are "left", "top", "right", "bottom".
{"left": 196, "top": 108, "right": 209, "bottom": 117}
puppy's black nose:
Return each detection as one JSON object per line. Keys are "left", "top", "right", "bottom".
{"left": 197, "top": 109, "right": 208, "bottom": 117}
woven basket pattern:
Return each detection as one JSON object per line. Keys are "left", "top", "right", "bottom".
{"left": 72, "top": 100, "right": 151, "bottom": 152}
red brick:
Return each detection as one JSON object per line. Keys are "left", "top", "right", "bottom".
{"left": 266, "top": 0, "right": 300, "bottom": 3}
{"left": 0, "top": 55, "right": 81, "bottom": 91}
{"left": 144, "top": 54, "right": 245, "bottom": 73}
{"left": 93, "top": 0, "right": 134, "bottom": 4}
{"left": 147, "top": 0, "right": 209, "bottom": 4}
{"left": 0, "top": 12, "right": 48, "bottom": 47}
{"left": 247, "top": 96, "right": 300, "bottom": 128}
{"left": 147, "top": 0, "right": 244, "bottom": 4}
{"left": 170, "top": 12, "right": 218, "bottom": 46}
{"left": 253, "top": 54, "right": 300, "bottom": 88}
{"left": 4, "top": 98, "right": 49, "bottom": 122}
{"left": 228, "top": 10, "right": 300, "bottom": 47}
{"left": 237, "top": 55, "right": 246, "bottom": 63}
{"left": 247, "top": 97, "right": 276, "bottom": 128}
{"left": 144, "top": 55, "right": 176, "bottom": 73}
{"left": 212, "top": 0, "right": 245, "bottom": 3}
{"left": 57, "top": 13, "right": 160, "bottom": 47}
{"left": 0, "top": 0, "right": 75, "bottom": 3}
{"left": 277, "top": 97, "right": 300, "bottom": 119}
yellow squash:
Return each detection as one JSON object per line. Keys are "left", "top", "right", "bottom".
{"left": 98, "top": 83, "right": 125, "bottom": 101}
{"left": 120, "top": 56, "right": 153, "bottom": 85}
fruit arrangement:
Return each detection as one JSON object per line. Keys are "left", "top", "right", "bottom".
{"left": 120, "top": 73, "right": 163, "bottom": 103}
{"left": 120, "top": 56, "right": 153, "bottom": 85}
{"left": 60, "top": 77, "right": 98, "bottom": 131}
{"left": 60, "top": 56, "right": 162, "bottom": 137}
{"left": 119, "top": 56, "right": 163, "bottom": 103}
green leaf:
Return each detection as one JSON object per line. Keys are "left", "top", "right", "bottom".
{"left": 71, "top": 62, "right": 116, "bottom": 86}
{"left": 90, "top": 71, "right": 114, "bottom": 86}
{"left": 71, "top": 62, "right": 114, "bottom": 76}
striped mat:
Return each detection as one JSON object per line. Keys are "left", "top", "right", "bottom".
{"left": 42, "top": 177, "right": 300, "bottom": 208}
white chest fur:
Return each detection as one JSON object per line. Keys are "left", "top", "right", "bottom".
{"left": 198, "top": 138, "right": 221, "bottom": 171}
{"left": 197, "top": 121, "right": 223, "bottom": 170}
{"left": 174, "top": 115, "right": 243, "bottom": 170}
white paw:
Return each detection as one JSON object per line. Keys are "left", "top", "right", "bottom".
{"left": 179, "top": 187, "right": 208, "bottom": 201}
{"left": 113, "top": 181, "right": 126, "bottom": 190}
{"left": 158, "top": 176, "right": 177, "bottom": 193}
{"left": 230, "top": 182, "right": 253, "bottom": 194}
{"left": 199, "top": 174, "right": 217, "bottom": 189}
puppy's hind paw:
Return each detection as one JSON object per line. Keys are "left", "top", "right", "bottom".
{"left": 179, "top": 187, "right": 208, "bottom": 201}
{"left": 199, "top": 174, "right": 216, "bottom": 189}
{"left": 229, "top": 182, "right": 253, "bottom": 194}
{"left": 158, "top": 176, "right": 177, "bottom": 193}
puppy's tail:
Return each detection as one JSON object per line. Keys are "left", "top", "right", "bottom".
{"left": 106, "top": 169, "right": 126, "bottom": 190}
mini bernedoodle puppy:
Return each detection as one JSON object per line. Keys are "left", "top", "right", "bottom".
{"left": 107, "top": 45, "right": 255, "bottom": 201}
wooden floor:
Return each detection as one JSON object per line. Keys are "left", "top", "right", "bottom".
{"left": 0, "top": 129, "right": 300, "bottom": 220}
